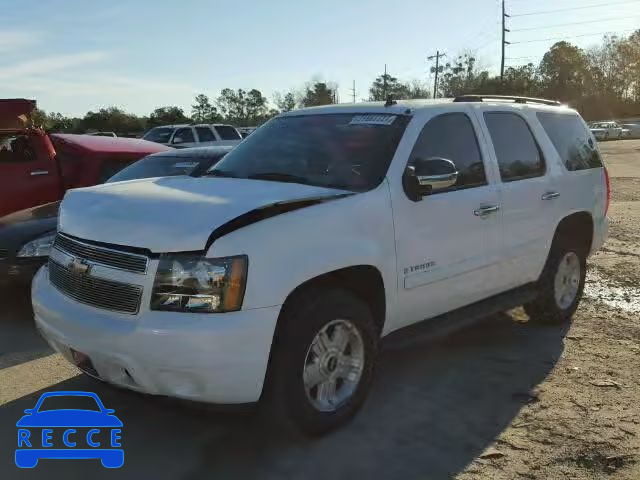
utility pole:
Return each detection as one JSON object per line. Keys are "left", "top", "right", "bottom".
{"left": 501, "top": 0, "right": 511, "bottom": 83}
{"left": 349, "top": 80, "right": 356, "bottom": 103}
{"left": 427, "top": 51, "right": 446, "bottom": 98}
{"left": 383, "top": 64, "right": 388, "bottom": 98}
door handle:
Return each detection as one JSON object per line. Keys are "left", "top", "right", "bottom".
{"left": 30, "top": 170, "right": 49, "bottom": 176}
{"left": 541, "top": 191, "right": 560, "bottom": 200}
{"left": 474, "top": 205, "right": 500, "bottom": 216}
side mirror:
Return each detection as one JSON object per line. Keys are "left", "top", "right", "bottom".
{"left": 403, "top": 157, "right": 458, "bottom": 201}
{"left": 172, "top": 136, "right": 184, "bottom": 144}
{"left": 105, "top": 409, "right": 115, "bottom": 414}
{"left": 24, "top": 409, "right": 33, "bottom": 414}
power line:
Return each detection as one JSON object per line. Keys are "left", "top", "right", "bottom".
{"left": 510, "top": 29, "right": 636, "bottom": 44}
{"left": 511, "top": 14, "right": 640, "bottom": 31}
{"left": 511, "top": 0, "right": 640, "bottom": 17}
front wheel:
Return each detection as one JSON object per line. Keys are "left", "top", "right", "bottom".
{"left": 262, "top": 288, "right": 379, "bottom": 436}
{"left": 525, "top": 245, "right": 586, "bottom": 324}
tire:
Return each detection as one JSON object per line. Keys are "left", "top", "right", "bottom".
{"left": 524, "top": 241, "right": 586, "bottom": 325}
{"left": 261, "top": 287, "right": 379, "bottom": 436}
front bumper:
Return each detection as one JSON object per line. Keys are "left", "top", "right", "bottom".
{"left": 32, "top": 267, "right": 281, "bottom": 404}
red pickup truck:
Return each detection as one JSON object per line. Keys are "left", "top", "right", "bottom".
{"left": 0, "top": 99, "right": 171, "bottom": 217}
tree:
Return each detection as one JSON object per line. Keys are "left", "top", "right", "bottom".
{"left": 81, "top": 107, "right": 144, "bottom": 134}
{"left": 300, "top": 82, "right": 336, "bottom": 107}
{"left": 147, "top": 106, "right": 190, "bottom": 128}
{"left": 369, "top": 73, "right": 406, "bottom": 101}
{"left": 191, "top": 94, "right": 219, "bottom": 123}
{"left": 538, "top": 41, "right": 588, "bottom": 102}
{"left": 273, "top": 91, "right": 297, "bottom": 112}
{"left": 438, "top": 54, "right": 484, "bottom": 97}
{"left": 245, "top": 89, "right": 269, "bottom": 125}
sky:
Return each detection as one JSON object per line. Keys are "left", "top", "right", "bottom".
{"left": 1, "top": 0, "right": 638, "bottom": 117}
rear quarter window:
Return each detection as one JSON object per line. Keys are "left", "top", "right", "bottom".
{"left": 214, "top": 126, "right": 241, "bottom": 140}
{"left": 537, "top": 112, "right": 603, "bottom": 170}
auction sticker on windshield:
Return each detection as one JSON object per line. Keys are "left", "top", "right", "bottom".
{"left": 349, "top": 114, "right": 397, "bottom": 125}
{"left": 15, "top": 391, "right": 123, "bottom": 468}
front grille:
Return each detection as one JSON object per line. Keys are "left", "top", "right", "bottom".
{"left": 54, "top": 234, "right": 148, "bottom": 274}
{"left": 49, "top": 259, "right": 142, "bottom": 314}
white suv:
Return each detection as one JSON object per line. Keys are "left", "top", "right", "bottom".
{"left": 33, "top": 95, "right": 609, "bottom": 435}
{"left": 142, "top": 123, "right": 242, "bottom": 148}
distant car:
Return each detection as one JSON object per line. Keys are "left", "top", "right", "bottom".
{"left": 589, "top": 121, "right": 624, "bottom": 141}
{"left": 143, "top": 124, "right": 242, "bottom": 148}
{"left": 86, "top": 131, "right": 117, "bottom": 137}
{"left": 15, "top": 391, "right": 123, "bottom": 468}
{"left": 237, "top": 126, "right": 257, "bottom": 138}
{"left": 0, "top": 146, "right": 233, "bottom": 288}
{"left": 621, "top": 123, "right": 640, "bottom": 139}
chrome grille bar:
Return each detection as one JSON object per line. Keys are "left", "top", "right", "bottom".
{"left": 49, "top": 259, "right": 142, "bottom": 314}
{"left": 54, "top": 233, "right": 148, "bottom": 274}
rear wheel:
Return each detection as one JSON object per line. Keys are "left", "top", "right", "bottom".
{"left": 262, "top": 288, "right": 379, "bottom": 436}
{"left": 525, "top": 244, "right": 586, "bottom": 324}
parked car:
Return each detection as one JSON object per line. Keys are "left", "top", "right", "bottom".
{"left": 621, "top": 123, "right": 640, "bottom": 139}
{"left": 238, "top": 126, "right": 257, "bottom": 138}
{"left": 86, "top": 131, "right": 117, "bottom": 137}
{"left": 0, "top": 99, "right": 171, "bottom": 218}
{"left": 142, "top": 124, "right": 242, "bottom": 148}
{"left": 0, "top": 146, "right": 233, "bottom": 288}
{"left": 33, "top": 95, "right": 608, "bottom": 435}
{"left": 589, "top": 121, "right": 624, "bottom": 140}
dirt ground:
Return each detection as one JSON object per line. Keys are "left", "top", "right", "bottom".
{"left": 0, "top": 140, "right": 638, "bottom": 480}
{"left": 457, "top": 140, "right": 640, "bottom": 480}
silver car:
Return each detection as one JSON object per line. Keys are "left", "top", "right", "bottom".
{"left": 143, "top": 124, "right": 242, "bottom": 148}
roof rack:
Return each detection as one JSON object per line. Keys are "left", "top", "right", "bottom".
{"left": 453, "top": 94, "right": 561, "bottom": 106}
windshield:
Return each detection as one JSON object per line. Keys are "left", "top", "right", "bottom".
{"left": 209, "top": 113, "right": 408, "bottom": 192}
{"left": 106, "top": 153, "right": 225, "bottom": 183}
{"left": 37, "top": 395, "right": 101, "bottom": 412}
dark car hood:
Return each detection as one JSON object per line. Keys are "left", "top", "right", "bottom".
{"left": 0, "top": 202, "right": 58, "bottom": 253}
{"left": 16, "top": 410, "right": 123, "bottom": 427}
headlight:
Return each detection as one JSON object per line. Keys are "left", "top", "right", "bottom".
{"left": 17, "top": 232, "right": 56, "bottom": 258}
{"left": 151, "top": 255, "right": 247, "bottom": 313}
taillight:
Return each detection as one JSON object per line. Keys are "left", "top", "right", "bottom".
{"left": 603, "top": 166, "right": 611, "bottom": 216}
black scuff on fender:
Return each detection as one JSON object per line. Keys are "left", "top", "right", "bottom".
{"left": 204, "top": 193, "right": 353, "bottom": 251}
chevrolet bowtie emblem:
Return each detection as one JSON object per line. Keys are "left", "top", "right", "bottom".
{"left": 68, "top": 257, "right": 92, "bottom": 276}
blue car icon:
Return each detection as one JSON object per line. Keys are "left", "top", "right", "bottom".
{"left": 16, "top": 391, "right": 123, "bottom": 468}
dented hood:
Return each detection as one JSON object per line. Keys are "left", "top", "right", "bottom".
{"left": 0, "top": 98, "right": 36, "bottom": 130}
{"left": 59, "top": 176, "right": 349, "bottom": 252}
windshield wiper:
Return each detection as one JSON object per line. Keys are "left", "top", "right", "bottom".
{"left": 247, "top": 172, "right": 310, "bottom": 184}
{"left": 205, "top": 169, "right": 238, "bottom": 178}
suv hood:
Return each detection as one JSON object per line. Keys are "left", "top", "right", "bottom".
{"left": 0, "top": 98, "right": 35, "bottom": 130}
{"left": 59, "top": 176, "right": 349, "bottom": 252}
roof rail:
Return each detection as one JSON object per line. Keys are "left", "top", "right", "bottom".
{"left": 453, "top": 94, "right": 561, "bottom": 106}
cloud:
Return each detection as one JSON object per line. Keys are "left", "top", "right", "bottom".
{"left": 0, "top": 51, "right": 109, "bottom": 80}
{"left": 0, "top": 31, "right": 40, "bottom": 53}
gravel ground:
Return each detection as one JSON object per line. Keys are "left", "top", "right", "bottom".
{"left": 0, "top": 140, "right": 638, "bottom": 479}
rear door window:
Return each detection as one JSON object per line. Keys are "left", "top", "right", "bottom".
{"left": 195, "top": 127, "right": 216, "bottom": 142}
{"left": 484, "top": 112, "right": 545, "bottom": 181}
{"left": 537, "top": 112, "right": 603, "bottom": 170}
{"left": 172, "top": 128, "right": 195, "bottom": 144}
{"left": 214, "top": 126, "right": 241, "bottom": 140}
